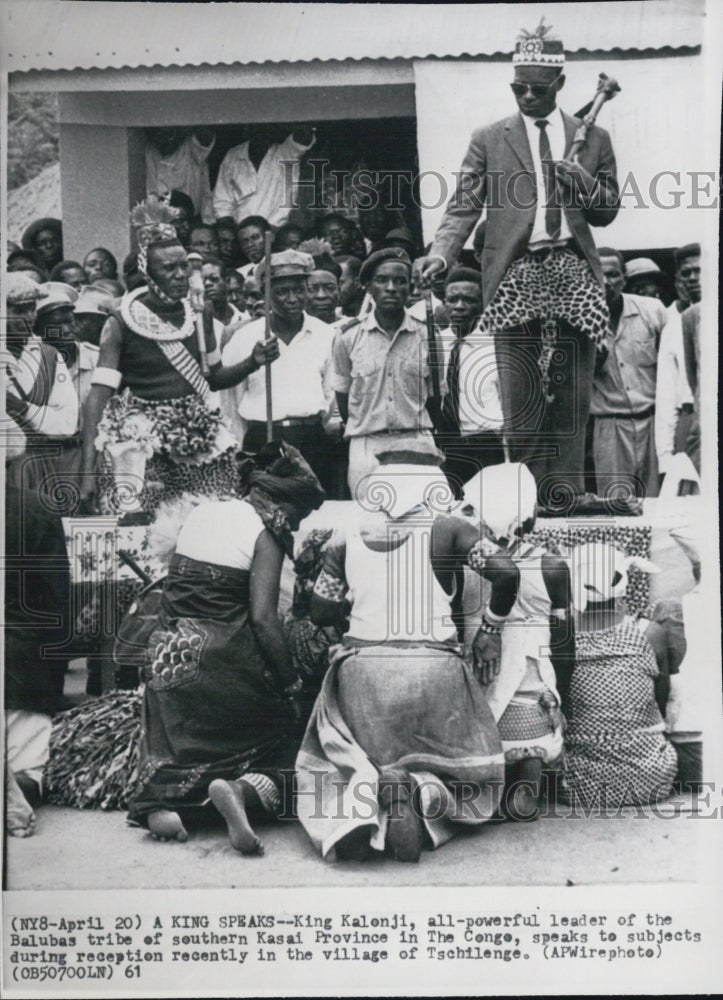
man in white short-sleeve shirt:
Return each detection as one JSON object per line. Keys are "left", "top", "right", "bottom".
{"left": 222, "top": 249, "right": 337, "bottom": 495}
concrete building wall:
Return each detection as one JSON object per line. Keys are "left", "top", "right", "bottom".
{"left": 58, "top": 121, "right": 146, "bottom": 263}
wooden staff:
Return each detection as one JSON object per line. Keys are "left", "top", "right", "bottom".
{"left": 186, "top": 252, "right": 209, "bottom": 375}
{"left": 117, "top": 548, "right": 153, "bottom": 587}
{"left": 262, "top": 231, "right": 274, "bottom": 443}
{"left": 569, "top": 73, "right": 621, "bottom": 163}
{"left": 423, "top": 289, "right": 442, "bottom": 430}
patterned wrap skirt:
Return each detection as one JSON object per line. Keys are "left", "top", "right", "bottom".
{"left": 559, "top": 620, "right": 678, "bottom": 808}
{"left": 126, "top": 555, "right": 296, "bottom": 823}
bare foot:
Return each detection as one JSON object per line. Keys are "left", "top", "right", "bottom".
{"left": 209, "top": 779, "right": 264, "bottom": 855}
{"left": 148, "top": 809, "right": 189, "bottom": 842}
{"left": 379, "top": 770, "right": 423, "bottom": 863}
{"left": 6, "top": 767, "right": 36, "bottom": 838}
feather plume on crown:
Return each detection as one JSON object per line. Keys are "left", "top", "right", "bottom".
{"left": 517, "top": 17, "right": 557, "bottom": 42}
{"left": 513, "top": 17, "right": 564, "bottom": 66}
{"left": 130, "top": 195, "right": 180, "bottom": 249}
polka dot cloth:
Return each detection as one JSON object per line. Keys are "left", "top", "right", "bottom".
{"left": 560, "top": 618, "right": 677, "bottom": 807}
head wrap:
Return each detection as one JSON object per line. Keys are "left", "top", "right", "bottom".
{"left": 463, "top": 462, "right": 537, "bottom": 543}
{"left": 238, "top": 441, "right": 326, "bottom": 555}
{"left": 6, "top": 272, "right": 43, "bottom": 306}
{"left": 569, "top": 543, "right": 659, "bottom": 612}
{"left": 255, "top": 249, "right": 314, "bottom": 285}
{"left": 513, "top": 19, "right": 565, "bottom": 69}
{"left": 674, "top": 243, "right": 700, "bottom": 268}
{"left": 129, "top": 195, "right": 183, "bottom": 302}
{"left": 356, "top": 439, "right": 450, "bottom": 518}
{"left": 357, "top": 465, "right": 453, "bottom": 519}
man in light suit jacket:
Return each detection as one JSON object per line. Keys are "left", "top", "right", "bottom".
{"left": 416, "top": 21, "right": 620, "bottom": 509}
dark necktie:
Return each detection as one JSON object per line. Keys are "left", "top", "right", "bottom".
{"left": 535, "top": 119, "right": 562, "bottom": 240}
{"left": 441, "top": 337, "right": 462, "bottom": 434}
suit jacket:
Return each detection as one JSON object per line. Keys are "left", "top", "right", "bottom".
{"left": 430, "top": 111, "right": 620, "bottom": 308}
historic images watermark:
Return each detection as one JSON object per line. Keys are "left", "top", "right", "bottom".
{"left": 280, "top": 160, "right": 720, "bottom": 213}
{"left": 274, "top": 771, "right": 720, "bottom": 823}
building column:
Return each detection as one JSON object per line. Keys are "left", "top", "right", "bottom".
{"left": 58, "top": 122, "right": 145, "bottom": 268}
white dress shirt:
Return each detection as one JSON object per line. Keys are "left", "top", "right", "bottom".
{"left": 212, "top": 134, "right": 315, "bottom": 226}
{"left": 67, "top": 340, "right": 99, "bottom": 433}
{"left": 7, "top": 336, "right": 79, "bottom": 438}
{"left": 221, "top": 313, "right": 335, "bottom": 437}
{"left": 145, "top": 133, "right": 215, "bottom": 224}
{"left": 440, "top": 327, "right": 504, "bottom": 434}
{"left": 655, "top": 301, "right": 694, "bottom": 471}
{"left": 520, "top": 107, "right": 572, "bottom": 246}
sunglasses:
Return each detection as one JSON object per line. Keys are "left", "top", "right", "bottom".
{"left": 510, "top": 80, "right": 560, "bottom": 99}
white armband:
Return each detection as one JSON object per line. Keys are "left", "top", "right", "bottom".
{"left": 91, "top": 367, "right": 122, "bottom": 389}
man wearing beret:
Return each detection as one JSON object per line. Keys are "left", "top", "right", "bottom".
{"left": 332, "top": 246, "right": 438, "bottom": 495}
{"left": 416, "top": 21, "right": 619, "bottom": 510}
{"left": 221, "top": 248, "right": 338, "bottom": 493}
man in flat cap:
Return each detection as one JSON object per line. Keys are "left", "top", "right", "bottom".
{"left": 415, "top": 20, "right": 619, "bottom": 510}
{"left": 624, "top": 258, "right": 666, "bottom": 300}
{"left": 221, "top": 248, "right": 338, "bottom": 493}
{"left": 655, "top": 243, "right": 701, "bottom": 484}
{"left": 332, "top": 247, "right": 438, "bottom": 495}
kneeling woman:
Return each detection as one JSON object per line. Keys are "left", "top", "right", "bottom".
{"left": 560, "top": 543, "right": 677, "bottom": 808}
{"left": 127, "top": 442, "right": 325, "bottom": 851}
{"left": 296, "top": 443, "right": 517, "bottom": 863}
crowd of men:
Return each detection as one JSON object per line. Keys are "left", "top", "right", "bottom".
{"left": 3, "top": 19, "right": 705, "bottom": 849}
{"left": 5, "top": 208, "right": 702, "bottom": 512}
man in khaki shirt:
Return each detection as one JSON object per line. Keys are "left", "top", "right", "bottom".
{"left": 331, "top": 248, "right": 438, "bottom": 496}
{"left": 592, "top": 249, "right": 667, "bottom": 498}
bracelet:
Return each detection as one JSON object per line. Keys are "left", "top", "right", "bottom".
{"left": 479, "top": 618, "right": 502, "bottom": 636}
{"left": 479, "top": 606, "right": 506, "bottom": 635}
{"left": 283, "top": 678, "right": 303, "bottom": 698}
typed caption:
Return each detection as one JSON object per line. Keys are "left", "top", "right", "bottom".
{"left": 3, "top": 889, "right": 715, "bottom": 997}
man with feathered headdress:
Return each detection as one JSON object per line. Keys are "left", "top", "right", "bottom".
{"left": 79, "top": 196, "right": 279, "bottom": 515}
{"left": 416, "top": 19, "right": 620, "bottom": 512}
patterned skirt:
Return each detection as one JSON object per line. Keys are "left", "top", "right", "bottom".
{"left": 560, "top": 730, "right": 678, "bottom": 808}
{"left": 127, "top": 565, "right": 296, "bottom": 823}
{"left": 479, "top": 247, "right": 608, "bottom": 346}
{"left": 497, "top": 690, "right": 564, "bottom": 764}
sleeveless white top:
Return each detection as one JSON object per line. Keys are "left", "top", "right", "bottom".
{"left": 345, "top": 512, "right": 456, "bottom": 645}
{"left": 175, "top": 498, "right": 266, "bottom": 571}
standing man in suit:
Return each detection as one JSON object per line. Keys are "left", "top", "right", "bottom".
{"left": 416, "top": 21, "right": 620, "bottom": 509}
